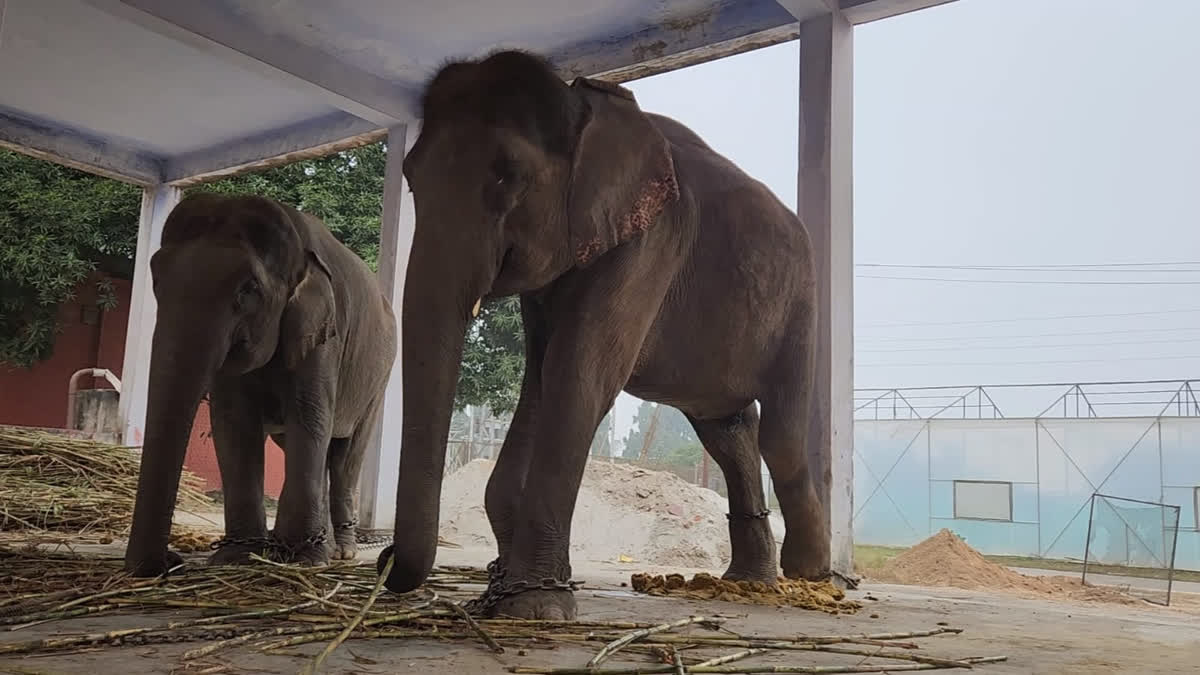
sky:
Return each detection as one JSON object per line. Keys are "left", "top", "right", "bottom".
{"left": 603, "top": 0, "right": 1200, "bottom": 438}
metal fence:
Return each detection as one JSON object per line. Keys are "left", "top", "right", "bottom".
{"left": 853, "top": 380, "right": 1200, "bottom": 571}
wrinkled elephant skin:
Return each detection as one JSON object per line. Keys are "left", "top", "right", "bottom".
{"left": 384, "top": 50, "right": 829, "bottom": 619}
{"left": 123, "top": 193, "right": 396, "bottom": 576}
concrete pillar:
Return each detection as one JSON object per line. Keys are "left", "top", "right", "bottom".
{"left": 119, "top": 184, "right": 182, "bottom": 446}
{"left": 797, "top": 9, "right": 856, "bottom": 579}
{"left": 357, "top": 124, "right": 417, "bottom": 530}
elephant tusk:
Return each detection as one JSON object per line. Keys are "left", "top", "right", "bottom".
{"left": 472, "top": 298, "right": 482, "bottom": 318}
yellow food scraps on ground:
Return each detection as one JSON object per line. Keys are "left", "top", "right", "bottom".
{"left": 630, "top": 572, "right": 861, "bottom": 614}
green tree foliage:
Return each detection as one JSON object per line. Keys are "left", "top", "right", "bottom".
{"left": 0, "top": 145, "right": 524, "bottom": 412}
{"left": 622, "top": 400, "right": 698, "bottom": 460}
{"left": 190, "top": 143, "right": 387, "bottom": 270}
{"left": 0, "top": 150, "right": 141, "bottom": 367}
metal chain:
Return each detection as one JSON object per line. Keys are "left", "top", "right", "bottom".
{"left": 726, "top": 509, "right": 772, "bottom": 521}
{"left": 462, "top": 558, "right": 583, "bottom": 617}
{"left": 208, "top": 527, "right": 328, "bottom": 562}
{"left": 332, "top": 519, "right": 393, "bottom": 550}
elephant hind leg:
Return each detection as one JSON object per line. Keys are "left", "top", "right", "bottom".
{"left": 329, "top": 402, "right": 382, "bottom": 560}
{"left": 759, "top": 353, "right": 830, "bottom": 580}
{"left": 688, "top": 406, "right": 778, "bottom": 584}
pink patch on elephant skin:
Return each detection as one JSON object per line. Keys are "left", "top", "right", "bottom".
{"left": 574, "top": 171, "right": 681, "bottom": 265}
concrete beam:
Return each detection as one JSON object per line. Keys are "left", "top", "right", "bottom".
{"left": 357, "top": 124, "right": 417, "bottom": 531}
{"left": 84, "top": 0, "right": 418, "bottom": 126}
{"left": 119, "top": 184, "right": 182, "bottom": 445}
{"left": 797, "top": 11, "right": 856, "bottom": 581}
{"left": 166, "top": 112, "right": 386, "bottom": 186}
{"left": 839, "top": 0, "right": 958, "bottom": 25}
{"left": 556, "top": 0, "right": 799, "bottom": 84}
{"left": 0, "top": 109, "right": 163, "bottom": 186}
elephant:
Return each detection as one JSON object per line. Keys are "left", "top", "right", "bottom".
{"left": 123, "top": 192, "right": 397, "bottom": 577}
{"left": 377, "top": 49, "right": 830, "bottom": 621}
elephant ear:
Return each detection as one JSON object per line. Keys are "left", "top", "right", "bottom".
{"left": 280, "top": 250, "right": 337, "bottom": 370}
{"left": 567, "top": 78, "right": 680, "bottom": 266}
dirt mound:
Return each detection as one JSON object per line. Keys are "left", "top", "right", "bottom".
{"left": 631, "top": 572, "right": 861, "bottom": 614}
{"left": 872, "top": 529, "right": 1142, "bottom": 605}
{"left": 440, "top": 459, "right": 782, "bottom": 569}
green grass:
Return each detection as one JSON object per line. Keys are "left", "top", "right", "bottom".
{"left": 852, "top": 544, "right": 1200, "bottom": 584}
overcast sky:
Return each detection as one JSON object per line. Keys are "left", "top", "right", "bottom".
{"left": 605, "top": 0, "right": 1200, "bottom": 433}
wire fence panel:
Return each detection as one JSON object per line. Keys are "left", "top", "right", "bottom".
{"left": 855, "top": 416, "right": 1200, "bottom": 571}
{"left": 1083, "top": 494, "right": 1181, "bottom": 605}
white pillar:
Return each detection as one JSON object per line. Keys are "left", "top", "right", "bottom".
{"left": 797, "top": 10, "right": 855, "bottom": 579}
{"left": 119, "top": 184, "right": 182, "bottom": 446}
{"left": 358, "top": 124, "right": 417, "bottom": 530}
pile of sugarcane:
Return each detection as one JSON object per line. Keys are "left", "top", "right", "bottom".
{"left": 0, "top": 548, "right": 1009, "bottom": 674}
{"left": 0, "top": 426, "right": 212, "bottom": 534}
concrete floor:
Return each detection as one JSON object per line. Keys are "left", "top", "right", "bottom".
{"left": 2, "top": 544, "right": 1198, "bottom": 675}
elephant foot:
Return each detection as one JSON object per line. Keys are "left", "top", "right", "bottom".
{"left": 721, "top": 565, "right": 779, "bottom": 586}
{"left": 332, "top": 535, "right": 358, "bottom": 561}
{"left": 488, "top": 589, "right": 577, "bottom": 620}
{"left": 125, "top": 550, "right": 185, "bottom": 577}
{"left": 207, "top": 542, "right": 269, "bottom": 566}
{"left": 780, "top": 536, "right": 831, "bottom": 582}
{"left": 262, "top": 526, "right": 333, "bottom": 566}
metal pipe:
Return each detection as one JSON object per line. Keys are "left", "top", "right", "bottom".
{"left": 66, "top": 368, "right": 122, "bottom": 429}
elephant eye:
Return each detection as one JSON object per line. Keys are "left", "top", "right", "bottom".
{"left": 234, "top": 278, "right": 261, "bottom": 308}
{"left": 490, "top": 155, "right": 515, "bottom": 186}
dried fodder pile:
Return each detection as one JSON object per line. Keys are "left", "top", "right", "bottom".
{"left": 0, "top": 548, "right": 1008, "bottom": 674}
{"left": 0, "top": 425, "right": 213, "bottom": 541}
{"left": 630, "top": 572, "right": 862, "bottom": 615}
{"left": 871, "top": 529, "right": 1144, "bottom": 605}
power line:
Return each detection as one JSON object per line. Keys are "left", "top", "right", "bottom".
{"left": 857, "top": 274, "right": 1200, "bottom": 286}
{"left": 858, "top": 354, "right": 1200, "bottom": 367}
{"left": 859, "top": 336, "right": 1200, "bottom": 353}
{"left": 858, "top": 307, "right": 1200, "bottom": 329}
{"left": 857, "top": 262, "right": 1200, "bottom": 271}
{"left": 859, "top": 325, "right": 1200, "bottom": 343}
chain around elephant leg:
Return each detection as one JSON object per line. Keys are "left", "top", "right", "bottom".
{"left": 463, "top": 558, "right": 583, "bottom": 619}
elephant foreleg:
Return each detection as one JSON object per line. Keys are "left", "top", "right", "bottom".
{"left": 687, "top": 406, "right": 778, "bottom": 583}
{"left": 272, "top": 361, "right": 337, "bottom": 566}
{"left": 484, "top": 296, "right": 546, "bottom": 565}
{"left": 760, "top": 319, "right": 830, "bottom": 581}
{"left": 488, "top": 253, "right": 679, "bottom": 620}
{"left": 208, "top": 379, "right": 269, "bottom": 566}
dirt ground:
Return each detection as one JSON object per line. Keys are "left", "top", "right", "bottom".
{"left": 5, "top": 462, "right": 1198, "bottom": 673}
{"left": 2, "top": 542, "right": 1198, "bottom": 675}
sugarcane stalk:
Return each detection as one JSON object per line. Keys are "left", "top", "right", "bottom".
{"left": 437, "top": 599, "right": 504, "bottom": 654}
{"left": 300, "top": 552, "right": 393, "bottom": 675}
{"left": 588, "top": 617, "right": 721, "bottom": 668}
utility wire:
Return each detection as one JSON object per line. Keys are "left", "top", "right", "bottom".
{"left": 857, "top": 262, "right": 1200, "bottom": 271}
{"left": 858, "top": 354, "right": 1200, "bottom": 367}
{"left": 859, "top": 336, "right": 1200, "bottom": 353}
{"left": 858, "top": 307, "right": 1200, "bottom": 328}
{"left": 859, "top": 325, "right": 1200, "bottom": 343}
{"left": 858, "top": 274, "right": 1200, "bottom": 286}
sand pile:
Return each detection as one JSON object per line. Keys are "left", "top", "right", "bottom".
{"left": 872, "top": 529, "right": 1142, "bottom": 605}
{"left": 631, "top": 572, "right": 861, "bottom": 614}
{"left": 440, "top": 459, "right": 783, "bottom": 568}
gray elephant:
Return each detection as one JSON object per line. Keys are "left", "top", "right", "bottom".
{"left": 378, "top": 50, "right": 828, "bottom": 620}
{"left": 123, "top": 193, "right": 396, "bottom": 577}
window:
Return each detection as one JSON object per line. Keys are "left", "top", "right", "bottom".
{"left": 953, "top": 480, "right": 1013, "bottom": 522}
{"left": 1194, "top": 487, "right": 1199, "bottom": 531}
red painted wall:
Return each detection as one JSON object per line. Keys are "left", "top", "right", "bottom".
{"left": 0, "top": 273, "right": 286, "bottom": 497}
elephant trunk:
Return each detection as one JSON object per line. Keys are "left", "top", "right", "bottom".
{"left": 380, "top": 247, "right": 472, "bottom": 593}
{"left": 123, "top": 312, "right": 227, "bottom": 575}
